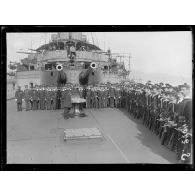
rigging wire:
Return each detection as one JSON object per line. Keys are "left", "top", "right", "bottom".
{"left": 94, "top": 33, "right": 99, "bottom": 47}
{"left": 91, "top": 32, "right": 95, "bottom": 45}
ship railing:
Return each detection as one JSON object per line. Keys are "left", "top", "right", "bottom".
{"left": 39, "top": 50, "right": 108, "bottom": 62}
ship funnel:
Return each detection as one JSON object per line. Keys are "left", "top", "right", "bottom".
{"left": 56, "top": 64, "right": 63, "bottom": 71}
{"left": 79, "top": 62, "right": 97, "bottom": 85}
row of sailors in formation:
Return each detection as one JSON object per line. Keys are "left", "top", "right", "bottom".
{"left": 15, "top": 82, "right": 192, "bottom": 112}
{"left": 15, "top": 81, "right": 192, "bottom": 163}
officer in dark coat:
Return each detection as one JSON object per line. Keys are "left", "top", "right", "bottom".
{"left": 175, "top": 84, "right": 192, "bottom": 128}
{"left": 23, "top": 85, "right": 31, "bottom": 111}
{"left": 93, "top": 88, "right": 99, "bottom": 109}
{"left": 36, "top": 86, "right": 41, "bottom": 110}
{"left": 45, "top": 87, "right": 51, "bottom": 110}
{"left": 56, "top": 87, "right": 62, "bottom": 109}
{"left": 109, "top": 87, "right": 115, "bottom": 108}
{"left": 90, "top": 88, "right": 95, "bottom": 108}
{"left": 63, "top": 89, "right": 72, "bottom": 119}
{"left": 103, "top": 87, "right": 109, "bottom": 108}
{"left": 39, "top": 86, "right": 46, "bottom": 110}
{"left": 86, "top": 87, "right": 91, "bottom": 109}
{"left": 31, "top": 87, "right": 38, "bottom": 110}
{"left": 15, "top": 86, "right": 24, "bottom": 111}
{"left": 29, "top": 87, "right": 33, "bottom": 110}
{"left": 51, "top": 87, "right": 57, "bottom": 110}
{"left": 98, "top": 88, "right": 103, "bottom": 108}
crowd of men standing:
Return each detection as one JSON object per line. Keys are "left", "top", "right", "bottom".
{"left": 14, "top": 81, "right": 192, "bottom": 163}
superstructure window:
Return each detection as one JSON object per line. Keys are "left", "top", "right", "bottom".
{"left": 45, "top": 64, "right": 52, "bottom": 70}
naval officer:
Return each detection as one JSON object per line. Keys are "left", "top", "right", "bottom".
{"left": 63, "top": 88, "right": 72, "bottom": 119}
{"left": 23, "top": 85, "right": 31, "bottom": 111}
{"left": 15, "top": 86, "right": 24, "bottom": 111}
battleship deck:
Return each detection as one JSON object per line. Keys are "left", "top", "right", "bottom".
{"left": 7, "top": 100, "right": 177, "bottom": 164}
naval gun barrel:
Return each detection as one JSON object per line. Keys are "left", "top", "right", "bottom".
{"left": 79, "top": 62, "right": 97, "bottom": 85}
{"left": 56, "top": 64, "right": 67, "bottom": 86}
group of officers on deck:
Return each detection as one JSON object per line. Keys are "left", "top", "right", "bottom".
{"left": 15, "top": 81, "right": 192, "bottom": 163}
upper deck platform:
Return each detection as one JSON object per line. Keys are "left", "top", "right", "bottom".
{"left": 36, "top": 50, "right": 108, "bottom": 63}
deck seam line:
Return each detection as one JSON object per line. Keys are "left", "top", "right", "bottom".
{"left": 89, "top": 109, "right": 130, "bottom": 163}
{"left": 106, "top": 134, "right": 130, "bottom": 163}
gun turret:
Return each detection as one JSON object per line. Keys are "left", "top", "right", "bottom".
{"left": 79, "top": 62, "right": 97, "bottom": 85}
{"left": 56, "top": 63, "right": 67, "bottom": 86}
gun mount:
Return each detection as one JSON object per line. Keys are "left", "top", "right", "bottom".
{"left": 57, "top": 65, "right": 67, "bottom": 86}
{"left": 79, "top": 62, "right": 97, "bottom": 85}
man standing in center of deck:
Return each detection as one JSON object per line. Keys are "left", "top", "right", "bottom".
{"left": 63, "top": 88, "right": 72, "bottom": 119}
{"left": 23, "top": 85, "right": 31, "bottom": 111}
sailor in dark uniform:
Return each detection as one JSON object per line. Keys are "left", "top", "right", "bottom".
{"left": 109, "top": 86, "right": 115, "bottom": 108}
{"left": 50, "top": 87, "right": 57, "bottom": 110}
{"left": 29, "top": 86, "right": 33, "bottom": 110}
{"left": 36, "top": 86, "right": 41, "bottom": 110}
{"left": 39, "top": 86, "right": 45, "bottom": 110}
{"left": 56, "top": 87, "right": 62, "bottom": 109}
{"left": 175, "top": 84, "right": 192, "bottom": 128}
{"left": 15, "top": 86, "right": 24, "bottom": 111}
{"left": 63, "top": 88, "right": 72, "bottom": 119}
{"left": 93, "top": 87, "right": 99, "bottom": 109}
{"left": 31, "top": 87, "right": 38, "bottom": 110}
{"left": 86, "top": 86, "right": 91, "bottom": 109}
{"left": 23, "top": 85, "right": 31, "bottom": 111}
{"left": 103, "top": 86, "right": 109, "bottom": 108}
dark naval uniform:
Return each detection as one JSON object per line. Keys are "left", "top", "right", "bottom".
{"left": 39, "top": 89, "right": 46, "bottom": 110}
{"left": 37, "top": 89, "right": 41, "bottom": 110}
{"left": 15, "top": 89, "right": 24, "bottom": 111}
{"left": 86, "top": 88, "right": 91, "bottom": 109}
{"left": 109, "top": 87, "right": 115, "bottom": 108}
{"left": 29, "top": 88, "right": 33, "bottom": 110}
{"left": 103, "top": 88, "right": 109, "bottom": 108}
{"left": 45, "top": 89, "right": 52, "bottom": 110}
{"left": 115, "top": 89, "right": 121, "bottom": 108}
{"left": 98, "top": 89, "right": 103, "bottom": 108}
{"left": 93, "top": 89, "right": 99, "bottom": 109}
{"left": 24, "top": 88, "right": 31, "bottom": 111}
{"left": 61, "top": 90, "right": 66, "bottom": 109}
{"left": 63, "top": 90, "right": 72, "bottom": 119}
{"left": 31, "top": 89, "right": 38, "bottom": 110}
{"left": 51, "top": 89, "right": 57, "bottom": 110}
{"left": 56, "top": 88, "right": 62, "bottom": 109}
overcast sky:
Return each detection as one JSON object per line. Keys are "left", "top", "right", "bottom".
{"left": 7, "top": 32, "right": 192, "bottom": 78}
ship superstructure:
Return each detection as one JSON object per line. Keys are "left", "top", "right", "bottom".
{"left": 16, "top": 32, "right": 130, "bottom": 88}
